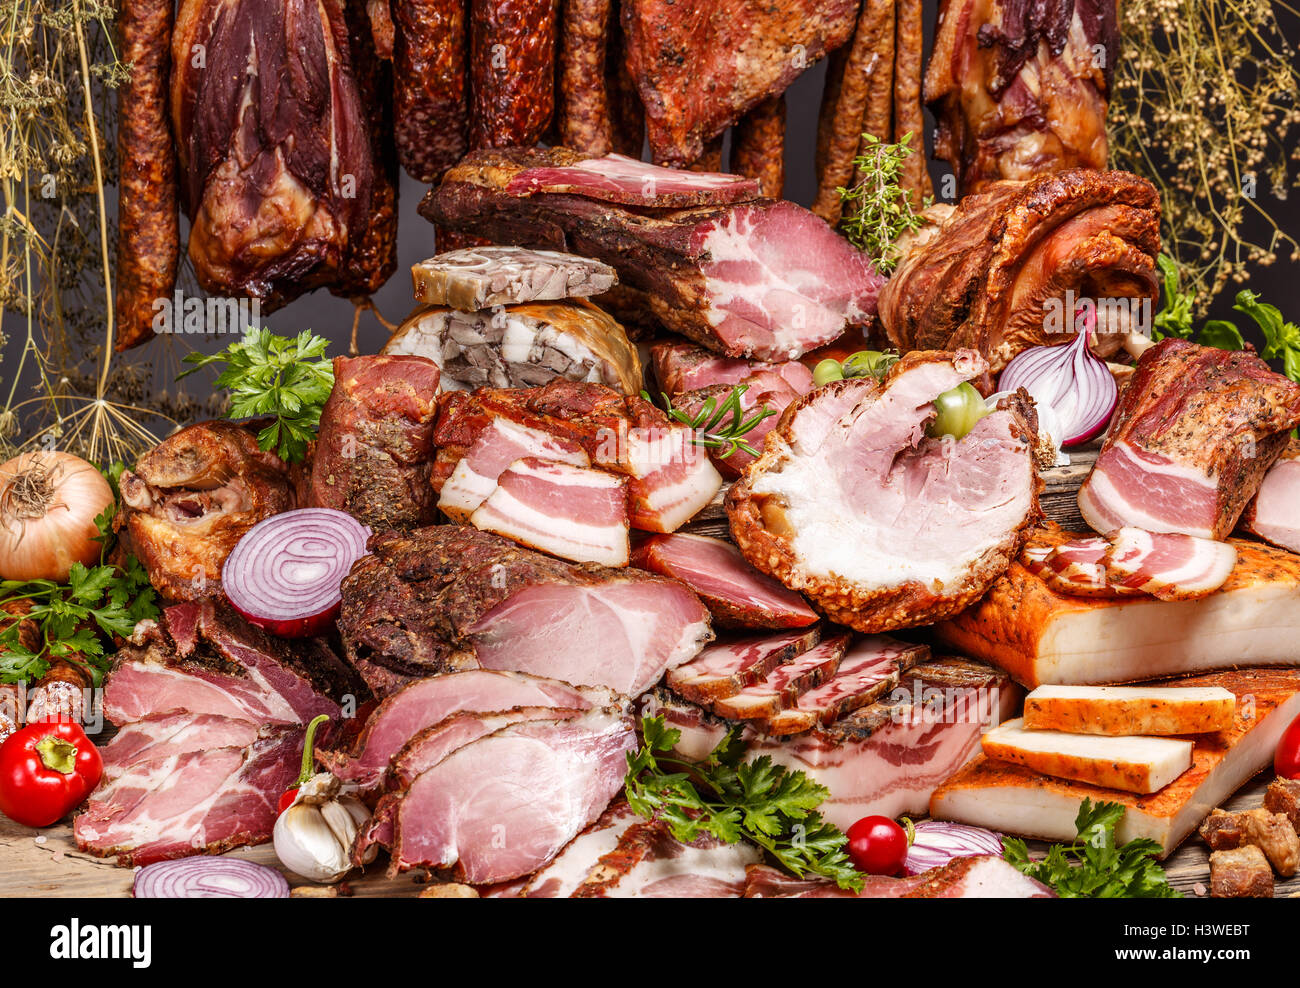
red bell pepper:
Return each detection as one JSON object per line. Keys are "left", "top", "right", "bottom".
{"left": 0, "top": 721, "right": 102, "bottom": 828}
{"left": 1277, "top": 712, "right": 1300, "bottom": 779}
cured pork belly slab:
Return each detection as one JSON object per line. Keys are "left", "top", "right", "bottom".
{"left": 337, "top": 526, "right": 711, "bottom": 696}
{"left": 421, "top": 147, "right": 882, "bottom": 361}
{"left": 743, "top": 856, "right": 1053, "bottom": 898}
{"left": 938, "top": 529, "right": 1300, "bottom": 687}
{"left": 1022, "top": 685, "right": 1236, "bottom": 737}
{"left": 116, "top": 420, "right": 298, "bottom": 601}
{"left": 384, "top": 298, "right": 642, "bottom": 396}
{"left": 471, "top": 457, "right": 630, "bottom": 566}
{"left": 1240, "top": 438, "right": 1300, "bottom": 552}
{"left": 1078, "top": 339, "right": 1300, "bottom": 540}
{"left": 632, "top": 533, "right": 818, "bottom": 629}
{"left": 388, "top": 708, "right": 635, "bottom": 883}
{"left": 74, "top": 727, "right": 303, "bottom": 866}
{"left": 307, "top": 354, "right": 441, "bottom": 531}
{"left": 104, "top": 601, "right": 358, "bottom": 726}
{"left": 650, "top": 342, "right": 813, "bottom": 397}
{"left": 877, "top": 169, "right": 1160, "bottom": 373}
{"left": 711, "top": 634, "right": 851, "bottom": 721}
{"left": 433, "top": 379, "right": 721, "bottom": 533}
{"left": 319, "top": 669, "right": 616, "bottom": 790}
{"left": 728, "top": 350, "right": 1041, "bottom": 632}
{"left": 932, "top": 669, "right": 1300, "bottom": 857}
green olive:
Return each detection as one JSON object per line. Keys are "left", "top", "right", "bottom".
{"left": 926, "top": 382, "right": 991, "bottom": 440}
{"left": 813, "top": 358, "right": 845, "bottom": 387}
{"left": 841, "top": 350, "right": 897, "bottom": 380}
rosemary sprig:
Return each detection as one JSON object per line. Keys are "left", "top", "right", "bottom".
{"left": 644, "top": 385, "right": 776, "bottom": 459}
{"left": 836, "top": 132, "right": 931, "bottom": 273}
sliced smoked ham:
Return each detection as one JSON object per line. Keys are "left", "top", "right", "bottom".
{"left": 1078, "top": 339, "right": 1300, "bottom": 540}
{"left": 318, "top": 669, "right": 616, "bottom": 790}
{"left": 666, "top": 628, "right": 822, "bottom": 704}
{"left": 1240, "top": 439, "right": 1300, "bottom": 553}
{"left": 387, "top": 707, "right": 636, "bottom": 883}
{"left": 337, "top": 526, "right": 712, "bottom": 697}
{"left": 470, "top": 457, "right": 630, "bottom": 566}
{"left": 711, "top": 634, "right": 850, "bottom": 720}
{"left": 421, "top": 147, "right": 883, "bottom": 361}
{"left": 98, "top": 713, "right": 262, "bottom": 782}
{"left": 432, "top": 379, "right": 721, "bottom": 533}
{"left": 728, "top": 350, "right": 1041, "bottom": 633}
{"left": 650, "top": 341, "right": 814, "bottom": 396}
{"left": 632, "top": 533, "right": 818, "bottom": 629}
{"left": 1102, "top": 528, "right": 1237, "bottom": 601}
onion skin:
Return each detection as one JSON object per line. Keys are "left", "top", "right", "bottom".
{"left": 0, "top": 452, "right": 115, "bottom": 582}
{"left": 132, "top": 857, "right": 290, "bottom": 898}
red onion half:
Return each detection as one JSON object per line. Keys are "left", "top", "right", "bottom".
{"left": 903, "top": 820, "right": 1004, "bottom": 876}
{"left": 222, "top": 508, "right": 370, "bottom": 638}
{"left": 998, "top": 314, "right": 1118, "bottom": 447}
{"left": 133, "top": 857, "right": 290, "bottom": 898}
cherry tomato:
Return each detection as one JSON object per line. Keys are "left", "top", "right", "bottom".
{"left": 846, "top": 815, "right": 909, "bottom": 876}
{"left": 1276, "top": 712, "right": 1300, "bottom": 778}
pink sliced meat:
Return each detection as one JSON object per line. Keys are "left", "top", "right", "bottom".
{"left": 74, "top": 726, "right": 302, "bottom": 867}
{"left": 318, "top": 669, "right": 615, "bottom": 790}
{"left": 1240, "top": 441, "right": 1300, "bottom": 552}
{"left": 711, "top": 634, "right": 850, "bottom": 720}
{"left": 1103, "top": 527, "right": 1238, "bottom": 601}
{"left": 1077, "top": 339, "right": 1300, "bottom": 540}
{"left": 743, "top": 856, "right": 1053, "bottom": 898}
{"left": 389, "top": 706, "right": 583, "bottom": 789}
{"left": 651, "top": 341, "right": 815, "bottom": 396}
{"left": 520, "top": 802, "right": 640, "bottom": 898}
{"left": 666, "top": 628, "right": 822, "bottom": 704}
{"left": 632, "top": 533, "right": 819, "bottom": 629}
{"left": 98, "top": 713, "right": 261, "bottom": 782}
{"left": 673, "top": 370, "right": 801, "bottom": 478}
{"left": 470, "top": 456, "right": 629, "bottom": 566}
{"left": 570, "top": 819, "right": 760, "bottom": 897}
{"left": 388, "top": 708, "right": 636, "bottom": 883}
{"left": 618, "top": 426, "right": 722, "bottom": 533}
{"left": 104, "top": 602, "right": 352, "bottom": 727}
{"left": 470, "top": 579, "right": 711, "bottom": 697}
{"left": 504, "top": 152, "right": 761, "bottom": 206}
{"left": 1038, "top": 536, "right": 1136, "bottom": 598}
{"left": 763, "top": 637, "right": 930, "bottom": 736}
{"left": 438, "top": 417, "right": 590, "bottom": 523}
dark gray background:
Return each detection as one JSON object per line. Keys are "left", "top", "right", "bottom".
{"left": 4, "top": 2, "right": 1299, "bottom": 445}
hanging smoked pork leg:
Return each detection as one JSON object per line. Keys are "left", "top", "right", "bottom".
{"left": 170, "top": 0, "right": 394, "bottom": 307}
{"left": 925, "top": 0, "right": 1118, "bottom": 195}
{"left": 877, "top": 169, "right": 1160, "bottom": 374}
{"left": 727, "top": 350, "right": 1043, "bottom": 633}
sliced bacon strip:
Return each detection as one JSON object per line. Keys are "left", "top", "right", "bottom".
{"left": 1040, "top": 536, "right": 1135, "bottom": 598}
{"left": 666, "top": 628, "right": 822, "bottom": 704}
{"left": 711, "top": 634, "right": 850, "bottom": 720}
{"left": 504, "top": 152, "right": 761, "bottom": 206}
{"left": 470, "top": 457, "right": 629, "bottom": 566}
{"left": 763, "top": 636, "right": 929, "bottom": 736}
{"left": 1103, "top": 528, "right": 1238, "bottom": 601}
{"left": 632, "top": 533, "right": 819, "bottom": 629}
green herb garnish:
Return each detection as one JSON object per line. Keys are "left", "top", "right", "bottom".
{"left": 179, "top": 329, "right": 335, "bottom": 463}
{"left": 646, "top": 385, "right": 777, "bottom": 460}
{"left": 624, "top": 715, "right": 863, "bottom": 892}
{"left": 836, "top": 132, "right": 930, "bottom": 274}
{"left": 1002, "top": 798, "right": 1181, "bottom": 898}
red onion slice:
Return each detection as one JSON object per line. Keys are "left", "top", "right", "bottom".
{"left": 133, "top": 857, "right": 290, "bottom": 898}
{"left": 222, "top": 508, "right": 370, "bottom": 638}
{"left": 904, "top": 820, "right": 1004, "bottom": 875}
{"left": 998, "top": 313, "right": 1118, "bottom": 447}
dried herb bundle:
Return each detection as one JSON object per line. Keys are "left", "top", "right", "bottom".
{"left": 1109, "top": 0, "right": 1300, "bottom": 315}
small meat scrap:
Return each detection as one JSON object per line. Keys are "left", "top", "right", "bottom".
{"left": 1199, "top": 807, "right": 1300, "bottom": 876}
{"left": 410, "top": 247, "right": 617, "bottom": 310}
{"left": 1265, "top": 777, "right": 1300, "bottom": 831}
{"left": 1209, "top": 845, "right": 1273, "bottom": 899}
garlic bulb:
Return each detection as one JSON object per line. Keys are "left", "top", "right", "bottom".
{"left": 273, "top": 773, "right": 371, "bottom": 883}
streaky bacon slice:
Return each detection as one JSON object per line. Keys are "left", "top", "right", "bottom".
{"left": 711, "top": 634, "right": 850, "bottom": 720}
{"left": 317, "top": 670, "right": 616, "bottom": 791}
{"left": 470, "top": 457, "right": 630, "bottom": 566}
{"left": 438, "top": 418, "right": 589, "bottom": 523}
{"left": 504, "top": 152, "right": 761, "bottom": 206}
{"left": 1040, "top": 536, "right": 1137, "bottom": 598}
{"left": 763, "top": 636, "right": 930, "bottom": 736}
{"left": 666, "top": 628, "right": 822, "bottom": 704}
{"left": 388, "top": 707, "right": 636, "bottom": 883}
{"left": 651, "top": 342, "right": 814, "bottom": 396}
{"left": 632, "top": 533, "right": 819, "bottom": 628}
{"left": 1103, "top": 527, "right": 1238, "bottom": 601}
